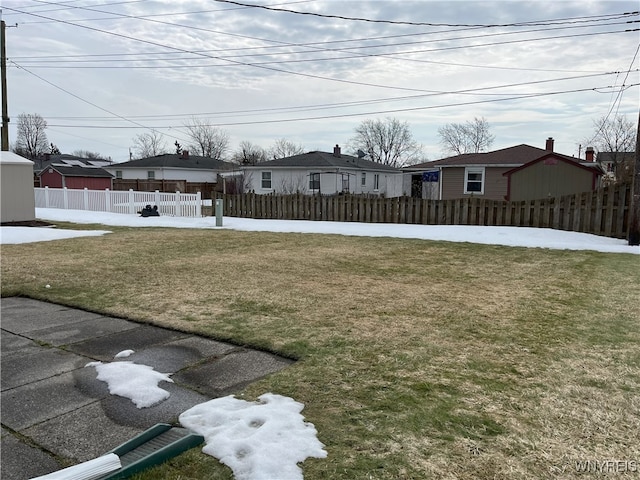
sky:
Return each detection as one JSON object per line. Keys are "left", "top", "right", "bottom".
{"left": 2, "top": 1, "right": 639, "bottom": 163}
{"left": 1, "top": 207, "right": 638, "bottom": 254}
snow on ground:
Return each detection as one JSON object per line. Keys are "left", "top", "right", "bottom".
{"left": 85, "top": 351, "right": 325, "bottom": 480}
{"left": 0, "top": 208, "right": 637, "bottom": 254}
{"left": 85, "top": 361, "right": 173, "bottom": 409}
{"left": 179, "top": 394, "right": 327, "bottom": 480}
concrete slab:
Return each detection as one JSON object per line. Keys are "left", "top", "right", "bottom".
{"left": 23, "top": 402, "right": 143, "bottom": 463}
{"left": 1, "top": 432, "right": 63, "bottom": 480}
{"left": 165, "top": 335, "right": 237, "bottom": 358}
{"left": 100, "top": 382, "right": 211, "bottom": 429}
{"left": 173, "top": 349, "right": 294, "bottom": 397}
{"left": 1, "top": 299, "right": 107, "bottom": 334}
{"left": 1, "top": 372, "right": 99, "bottom": 431}
{"left": 0, "top": 297, "right": 295, "bottom": 479}
{"left": 1, "top": 348, "right": 87, "bottom": 391}
{"left": 65, "top": 325, "right": 189, "bottom": 361}
{"left": 22, "top": 316, "right": 140, "bottom": 347}
{"left": 0, "top": 331, "right": 42, "bottom": 358}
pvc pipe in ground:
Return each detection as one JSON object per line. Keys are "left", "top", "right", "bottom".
{"left": 215, "top": 199, "right": 223, "bottom": 227}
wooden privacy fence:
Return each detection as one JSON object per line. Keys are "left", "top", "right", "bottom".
{"left": 218, "top": 183, "right": 631, "bottom": 239}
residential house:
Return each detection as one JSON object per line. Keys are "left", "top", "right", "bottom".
{"left": 104, "top": 151, "right": 236, "bottom": 194}
{"left": 37, "top": 155, "right": 114, "bottom": 190}
{"left": 405, "top": 138, "right": 602, "bottom": 201}
{"left": 596, "top": 150, "right": 635, "bottom": 184}
{"left": 502, "top": 149, "right": 602, "bottom": 201}
{"left": 242, "top": 145, "right": 405, "bottom": 197}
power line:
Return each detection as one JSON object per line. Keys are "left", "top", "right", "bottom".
{"left": 10, "top": 61, "right": 191, "bottom": 144}
{"left": 10, "top": 1, "right": 637, "bottom": 67}
{"left": 212, "top": 0, "right": 639, "bottom": 28}
{"left": 6, "top": 6, "right": 637, "bottom": 96}
{"left": 11, "top": 22, "right": 634, "bottom": 70}
{"left": 30, "top": 70, "right": 632, "bottom": 123}
{"left": 42, "top": 84, "right": 640, "bottom": 129}
{"left": 584, "top": 43, "right": 640, "bottom": 146}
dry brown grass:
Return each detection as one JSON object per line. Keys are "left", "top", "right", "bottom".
{"left": 2, "top": 224, "right": 639, "bottom": 479}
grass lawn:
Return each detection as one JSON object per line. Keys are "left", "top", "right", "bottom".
{"left": 2, "top": 223, "right": 639, "bottom": 479}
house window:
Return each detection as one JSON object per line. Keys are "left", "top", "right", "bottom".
{"left": 147, "top": 171, "right": 155, "bottom": 180}
{"left": 115, "top": 170, "right": 122, "bottom": 179}
{"left": 374, "top": 174, "right": 380, "bottom": 191}
{"left": 342, "top": 174, "right": 350, "bottom": 193}
{"left": 361, "top": 172, "right": 366, "bottom": 186}
{"left": 309, "top": 172, "right": 320, "bottom": 191}
{"left": 464, "top": 167, "right": 484, "bottom": 194}
{"left": 261, "top": 171, "right": 272, "bottom": 189}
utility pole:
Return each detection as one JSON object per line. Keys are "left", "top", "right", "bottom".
{"left": 1, "top": 19, "right": 9, "bottom": 151}
{"left": 628, "top": 110, "right": 640, "bottom": 246}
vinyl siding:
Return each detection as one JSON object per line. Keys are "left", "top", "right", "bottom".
{"left": 441, "top": 167, "right": 511, "bottom": 200}
{"left": 508, "top": 160, "right": 596, "bottom": 201}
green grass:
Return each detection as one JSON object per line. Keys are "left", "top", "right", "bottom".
{"left": 2, "top": 224, "right": 639, "bottom": 479}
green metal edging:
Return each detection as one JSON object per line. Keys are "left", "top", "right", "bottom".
{"left": 96, "top": 424, "right": 204, "bottom": 480}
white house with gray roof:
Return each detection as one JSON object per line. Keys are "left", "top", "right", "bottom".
{"left": 242, "top": 145, "right": 405, "bottom": 197}
{"left": 104, "top": 151, "right": 235, "bottom": 183}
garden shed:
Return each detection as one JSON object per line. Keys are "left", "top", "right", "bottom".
{"left": 0, "top": 151, "right": 36, "bottom": 223}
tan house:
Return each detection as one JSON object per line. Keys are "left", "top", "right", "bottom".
{"left": 407, "top": 138, "right": 602, "bottom": 201}
{"left": 503, "top": 153, "right": 602, "bottom": 201}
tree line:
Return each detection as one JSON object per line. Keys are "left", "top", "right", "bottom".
{"left": 11, "top": 112, "right": 637, "bottom": 183}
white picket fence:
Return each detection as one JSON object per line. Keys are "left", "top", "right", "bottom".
{"left": 35, "top": 187, "right": 202, "bottom": 217}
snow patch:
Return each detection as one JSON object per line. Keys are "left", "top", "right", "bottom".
{"left": 179, "top": 393, "right": 327, "bottom": 480}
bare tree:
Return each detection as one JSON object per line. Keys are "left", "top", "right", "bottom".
{"left": 71, "top": 149, "right": 109, "bottom": 160}
{"left": 132, "top": 131, "right": 168, "bottom": 159}
{"left": 268, "top": 138, "right": 305, "bottom": 159}
{"left": 586, "top": 114, "right": 637, "bottom": 183}
{"left": 231, "top": 141, "right": 268, "bottom": 165}
{"left": 349, "top": 117, "right": 422, "bottom": 167}
{"left": 14, "top": 113, "right": 49, "bottom": 159}
{"left": 183, "top": 117, "right": 229, "bottom": 160}
{"left": 280, "top": 173, "right": 307, "bottom": 194}
{"left": 438, "top": 116, "right": 495, "bottom": 155}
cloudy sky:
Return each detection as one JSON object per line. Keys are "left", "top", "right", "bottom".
{"left": 3, "top": 0, "right": 639, "bottom": 162}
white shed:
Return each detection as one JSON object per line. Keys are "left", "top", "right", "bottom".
{"left": 1, "top": 151, "right": 36, "bottom": 223}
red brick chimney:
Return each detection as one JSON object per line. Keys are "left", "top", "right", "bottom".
{"left": 333, "top": 144, "right": 341, "bottom": 157}
{"left": 585, "top": 147, "right": 595, "bottom": 162}
{"left": 181, "top": 150, "right": 189, "bottom": 159}
{"left": 545, "top": 137, "right": 554, "bottom": 152}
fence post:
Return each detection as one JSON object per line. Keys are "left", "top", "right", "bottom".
{"left": 155, "top": 190, "right": 161, "bottom": 208}
{"left": 196, "top": 191, "right": 202, "bottom": 217}
{"left": 175, "top": 191, "right": 181, "bottom": 216}
{"left": 63, "top": 187, "right": 69, "bottom": 210}
{"left": 128, "top": 189, "right": 135, "bottom": 214}
{"left": 83, "top": 187, "right": 89, "bottom": 210}
{"left": 105, "top": 189, "right": 111, "bottom": 213}
{"left": 44, "top": 186, "right": 50, "bottom": 208}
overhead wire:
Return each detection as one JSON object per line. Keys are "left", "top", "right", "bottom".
{"left": 30, "top": 70, "right": 634, "bottom": 123}
{"left": 42, "top": 83, "right": 640, "bottom": 129}
{"left": 212, "top": 0, "right": 639, "bottom": 28}
{"left": 6, "top": 1, "right": 638, "bottom": 142}
{"left": 6, "top": 6, "right": 637, "bottom": 96}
